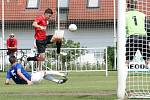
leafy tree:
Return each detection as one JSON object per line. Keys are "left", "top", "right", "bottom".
{"left": 46, "top": 38, "right": 87, "bottom": 70}
{"left": 104, "top": 46, "right": 114, "bottom": 70}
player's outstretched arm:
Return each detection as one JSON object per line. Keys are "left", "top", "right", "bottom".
{"left": 32, "top": 21, "right": 46, "bottom": 30}
{"left": 17, "top": 70, "right": 32, "bottom": 85}
{"left": 5, "top": 79, "right": 10, "bottom": 85}
{"left": 5, "top": 69, "right": 11, "bottom": 85}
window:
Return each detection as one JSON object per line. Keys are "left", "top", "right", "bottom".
{"left": 87, "top": 0, "right": 99, "bottom": 8}
{"left": 59, "top": 0, "right": 68, "bottom": 8}
{"left": 60, "top": 10, "right": 68, "bottom": 21}
{"left": 57, "top": 0, "right": 69, "bottom": 21}
{"left": 26, "top": 0, "right": 39, "bottom": 9}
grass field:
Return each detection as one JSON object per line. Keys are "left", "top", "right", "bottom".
{"left": 0, "top": 71, "right": 117, "bottom": 100}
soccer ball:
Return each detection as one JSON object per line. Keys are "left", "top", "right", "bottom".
{"left": 68, "top": 24, "right": 77, "bottom": 32}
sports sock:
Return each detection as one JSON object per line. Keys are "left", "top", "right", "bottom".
{"left": 44, "top": 74, "right": 59, "bottom": 83}
{"left": 27, "top": 56, "right": 38, "bottom": 61}
{"left": 45, "top": 71, "right": 66, "bottom": 77}
{"left": 56, "top": 41, "right": 62, "bottom": 54}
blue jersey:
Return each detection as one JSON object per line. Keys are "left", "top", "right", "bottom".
{"left": 6, "top": 63, "right": 31, "bottom": 84}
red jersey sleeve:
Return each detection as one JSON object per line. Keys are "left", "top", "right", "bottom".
{"left": 34, "top": 16, "right": 41, "bottom": 23}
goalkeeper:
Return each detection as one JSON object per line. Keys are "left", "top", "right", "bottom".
{"left": 5, "top": 56, "right": 67, "bottom": 85}
{"left": 125, "top": 0, "right": 150, "bottom": 65}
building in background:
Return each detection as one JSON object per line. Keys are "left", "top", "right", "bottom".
{"left": 0, "top": 0, "right": 115, "bottom": 48}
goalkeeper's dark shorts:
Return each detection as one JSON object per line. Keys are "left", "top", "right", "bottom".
{"left": 126, "top": 35, "right": 150, "bottom": 61}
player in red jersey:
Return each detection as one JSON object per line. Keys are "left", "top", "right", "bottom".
{"left": 27, "top": 8, "right": 63, "bottom": 70}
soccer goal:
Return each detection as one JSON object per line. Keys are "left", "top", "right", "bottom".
{"left": 117, "top": 0, "right": 150, "bottom": 99}
{"left": 32, "top": 47, "right": 108, "bottom": 76}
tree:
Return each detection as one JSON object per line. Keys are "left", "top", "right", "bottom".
{"left": 104, "top": 46, "right": 114, "bottom": 70}
{"left": 46, "top": 38, "right": 87, "bottom": 70}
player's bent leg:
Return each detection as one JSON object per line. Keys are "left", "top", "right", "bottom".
{"left": 56, "top": 41, "right": 62, "bottom": 54}
{"left": 27, "top": 54, "right": 45, "bottom": 61}
{"left": 27, "top": 56, "right": 38, "bottom": 61}
{"left": 43, "top": 74, "right": 67, "bottom": 84}
{"left": 46, "top": 35, "right": 53, "bottom": 44}
{"left": 44, "top": 74, "right": 59, "bottom": 83}
{"left": 45, "top": 70, "right": 68, "bottom": 77}
{"left": 57, "top": 78, "right": 68, "bottom": 84}
{"left": 37, "top": 53, "right": 45, "bottom": 61}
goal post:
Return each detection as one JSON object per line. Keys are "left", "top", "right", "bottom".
{"left": 117, "top": 0, "right": 126, "bottom": 99}
{"left": 118, "top": 0, "right": 150, "bottom": 99}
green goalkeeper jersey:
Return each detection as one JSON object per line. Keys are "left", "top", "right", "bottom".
{"left": 126, "top": 10, "right": 146, "bottom": 36}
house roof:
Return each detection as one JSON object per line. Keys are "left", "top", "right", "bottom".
{"left": 0, "top": 0, "right": 56, "bottom": 21}
{"left": 0, "top": 0, "right": 150, "bottom": 21}
{"left": 68, "top": 0, "right": 115, "bottom": 20}
{"left": 0, "top": 0, "right": 115, "bottom": 21}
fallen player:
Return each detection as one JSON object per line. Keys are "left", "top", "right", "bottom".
{"left": 5, "top": 56, "right": 68, "bottom": 85}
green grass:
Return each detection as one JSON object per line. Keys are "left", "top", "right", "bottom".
{"left": 0, "top": 71, "right": 117, "bottom": 100}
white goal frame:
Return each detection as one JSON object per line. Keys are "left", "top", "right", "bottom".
{"left": 117, "top": 0, "right": 127, "bottom": 99}
{"left": 117, "top": 0, "right": 150, "bottom": 99}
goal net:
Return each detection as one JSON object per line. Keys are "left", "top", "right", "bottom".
{"left": 125, "top": 0, "right": 150, "bottom": 99}
{"left": 0, "top": 0, "right": 114, "bottom": 73}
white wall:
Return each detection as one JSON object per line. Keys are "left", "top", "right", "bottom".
{"left": 65, "top": 28, "right": 114, "bottom": 47}
{"left": 2, "top": 28, "right": 114, "bottom": 49}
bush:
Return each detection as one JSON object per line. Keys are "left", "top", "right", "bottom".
{"left": 105, "top": 46, "right": 115, "bottom": 70}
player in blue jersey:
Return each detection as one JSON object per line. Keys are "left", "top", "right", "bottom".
{"left": 5, "top": 56, "right": 68, "bottom": 85}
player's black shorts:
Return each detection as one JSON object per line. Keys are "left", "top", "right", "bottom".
{"left": 126, "top": 35, "right": 150, "bottom": 61}
{"left": 46, "top": 35, "right": 53, "bottom": 44}
{"left": 36, "top": 35, "right": 53, "bottom": 53}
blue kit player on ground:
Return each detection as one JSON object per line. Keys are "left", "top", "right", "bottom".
{"left": 5, "top": 56, "right": 68, "bottom": 85}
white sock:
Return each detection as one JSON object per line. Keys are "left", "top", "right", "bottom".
{"left": 44, "top": 74, "right": 59, "bottom": 83}
{"left": 45, "top": 71, "right": 65, "bottom": 77}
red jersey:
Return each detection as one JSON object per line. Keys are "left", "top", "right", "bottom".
{"left": 6, "top": 38, "right": 17, "bottom": 47}
{"left": 34, "top": 15, "right": 48, "bottom": 40}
